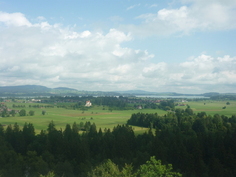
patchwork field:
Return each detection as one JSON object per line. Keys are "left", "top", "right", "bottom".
{"left": 1, "top": 100, "right": 236, "bottom": 134}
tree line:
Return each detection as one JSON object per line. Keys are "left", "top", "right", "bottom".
{"left": 0, "top": 121, "right": 182, "bottom": 177}
{"left": 127, "top": 109, "right": 236, "bottom": 176}
{"left": 44, "top": 96, "right": 173, "bottom": 110}
{"left": 1, "top": 110, "right": 236, "bottom": 176}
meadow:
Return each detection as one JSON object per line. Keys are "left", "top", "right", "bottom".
{"left": 1, "top": 99, "right": 236, "bottom": 134}
{"left": 176, "top": 100, "right": 236, "bottom": 116}
{"left": 0, "top": 102, "right": 166, "bottom": 134}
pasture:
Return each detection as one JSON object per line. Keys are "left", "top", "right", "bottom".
{"left": 0, "top": 102, "right": 166, "bottom": 134}
{"left": 176, "top": 100, "right": 236, "bottom": 116}
{"left": 1, "top": 99, "right": 236, "bottom": 134}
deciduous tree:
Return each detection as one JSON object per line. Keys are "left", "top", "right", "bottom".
{"left": 136, "top": 156, "right": 182, "bottom": 177}
{"left": 19, "top": 109, "right": 26, "bottom": 116}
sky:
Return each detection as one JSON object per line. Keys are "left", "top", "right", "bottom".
{"left": 0, "top": 0, "right": 236, "bottom": 94}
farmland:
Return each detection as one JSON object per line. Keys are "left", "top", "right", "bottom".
{"left": 0, "top": 99, "right": 236, "bottom": 133}
{"left": 0, "top": 101, "right": 166, "bottom": 133}
{"left": 176, "top": 100, "right": 236, "bottom": 116}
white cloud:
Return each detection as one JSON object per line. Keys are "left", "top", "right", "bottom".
{"left": 37, "top": 16, "right": 46, "bottom": 21}
{"left": 0, "top": 11, "right": 235, "bottom": 93}
{"left": 141, "top": 54, "right": 236, "bottom": 93}
{"left": 124, "top": 0, "right": 236, "bottom": 36}
{"left": 150, "top": 4, "right": 158, "bottom": 8}
{"left": 0, "top": 12, "right": 152, "bottom": 91}
{"left": 0, "top": 11, "right": 32, "bottom": 26}
{"left": 127, "top": 4, "right": 141, "bottom": 10}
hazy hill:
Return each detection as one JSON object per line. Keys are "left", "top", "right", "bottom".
{"left": 54, "top": 87, "right": 78, "bottom": 91}
{"left": 0, "top": 85, "right": 120, "bottom": 96}
{"left": 0, "top": 85, "right": 77, "bottom": 96}
{"left": 0, "top": 85, "right": 234, "bottom": 97}
{"left": 0, "top": 85, "right": 50, "bottom": 93}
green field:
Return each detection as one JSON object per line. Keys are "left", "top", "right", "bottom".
{"left": 0, "top": 102, "right": 166, "bottom": 133}
{"left": 176, "top": 100, "right": 236, "bottom": 116}
{"left": 1, "top": 100, "right": 236, "bottom": 134}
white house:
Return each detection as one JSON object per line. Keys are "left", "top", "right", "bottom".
{"left": 85, "top": 101, "right": 92, "bottom": 107}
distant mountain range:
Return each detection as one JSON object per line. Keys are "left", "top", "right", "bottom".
{"left": 0, "top": 85, "right": 78, "bottom": 96}
{"left": 0, "top": 85, "right": 120, "bottom": 96}
{"left": 0, "top": 85, "right": 234, "bottom": 97}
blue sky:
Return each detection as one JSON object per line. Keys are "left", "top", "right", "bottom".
{"left": 0, "top": 0, "right": 236, "bottom": 93}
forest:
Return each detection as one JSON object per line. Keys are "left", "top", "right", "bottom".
{"left": 1, "top": 104, "right": 236, "bottom": 176}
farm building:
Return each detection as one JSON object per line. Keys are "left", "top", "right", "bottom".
{"left": 85, "top": 100, "right": 92, "bottom": 107}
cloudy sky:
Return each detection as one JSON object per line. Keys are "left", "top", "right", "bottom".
{"left": 0, "top": 0, "right": 236, "bottom": 93}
